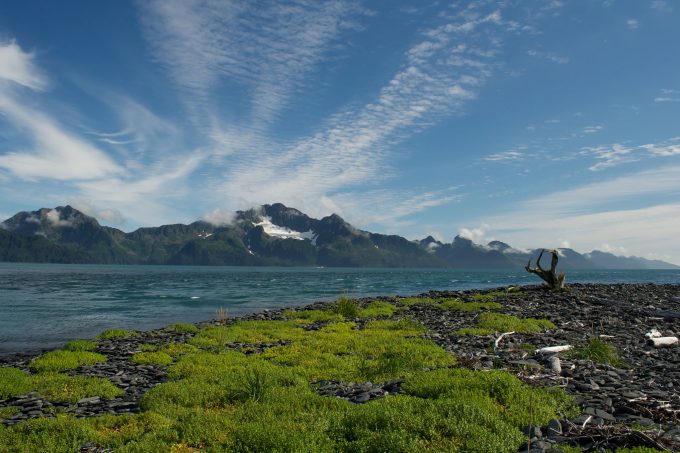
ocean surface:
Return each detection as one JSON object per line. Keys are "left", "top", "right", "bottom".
{"left": 1, "top": 263, "right": 678, "bottom": 354}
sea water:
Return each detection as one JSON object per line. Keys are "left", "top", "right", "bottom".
{"left": 1, "top": 263, "right": 678, "bottom": 354}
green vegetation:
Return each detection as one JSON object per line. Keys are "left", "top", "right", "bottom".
{"left": 0, "top": 367, "right": 123, "bottom": 403}
{"left": 157, "top": 342, "right": 198, "bottom": 358}
{"left": 0, "top": 367, "right": 33, "bottom": 399}
{"left": 568, "top": 337, "right": 627, "bottom": 367}
{"left": 0, "top": 317, "right": 584, "bottom": 452}
{"left": 139, "top": 344, "right": 157, "bottom": 352}
{"left": 131, "top": 352, "right": 173, "bottom": 366}
{"left": 168, "top": 323, "right": 199, "bottom": 334}
{"left": 333, "top": 296, "right": 360, "bottom": 318}
{"left": 97, "top": 328, "right": 136, "bottom": 339}
{"left": 64, "top": 339, "right": 97, "bottom": 351}
{"left": 457, "top": 312, "right": 556, "bottom": 336}
{"left": 398, "top": 296, "right": 501, "bottom": 312}
{"left": 29, "top": 350, "right": 107, "bottom": 372}
{"left": 286, "top": 300, "right": 397, "bottom": 324}
{"left": 0, "top": 406, "right": 20, "bottom": 419}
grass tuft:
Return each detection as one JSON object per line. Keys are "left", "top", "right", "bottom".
{"left": 457, "top": 312, "right": 555, "bottom": 336}
{"left": 568, "top": 337, "right": 626, "bottom": 367}
{"left": 333, "top": 296, "right": 359, "bottom": 318}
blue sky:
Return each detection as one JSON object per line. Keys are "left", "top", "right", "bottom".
{"left": 0, "top": 0, "right": 679, "bottom": 263}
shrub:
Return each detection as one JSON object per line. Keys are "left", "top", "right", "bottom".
{"left": 131, "top": 352, "right": 173, "bottom": 366}
{"left": 30, "top": 350, "right": 107, "bottom": 372}
{"left": 457, "top": 313, "right": 555, "bottom": 336}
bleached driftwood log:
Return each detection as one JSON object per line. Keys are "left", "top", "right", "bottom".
{"left": 525, "top": 249, "right": 566, "bottom": 290}
{"left": 648, "top": 337, "right": 678, "bottom": 348}
{"left": 537, "top": 345, "right": 573, "bottom": 354}
{"left": 645, "top": 329, "right": 662, "bottom": 339}
{"left": 494, "top": 331, "right": 515, "bottom": 351}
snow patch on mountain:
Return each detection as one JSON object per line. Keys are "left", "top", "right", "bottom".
{"left": 255, "top": 217, "right": 316, "bottom": 242}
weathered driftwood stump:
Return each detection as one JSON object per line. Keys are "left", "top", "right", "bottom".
{"left": 525, "top": 249, "right": 565, "bottom": 290}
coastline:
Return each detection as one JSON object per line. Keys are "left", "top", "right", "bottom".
{"left": 1, "top": 283, "right": 679, "bottom": 452}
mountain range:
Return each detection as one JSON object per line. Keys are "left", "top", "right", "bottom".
{"left": 0, "top": 204, "right": 677, "bottom": 269}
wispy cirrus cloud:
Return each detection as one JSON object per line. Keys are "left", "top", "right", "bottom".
{"left": 583, "top": 137, "right": 680, "bottom": 170}
{"left": 138, "top": 0, "right": 363, "bottom": 129}
{"left": 654, "top": 88, "right": 680, "bottom": 103}
{"left": 210, "top": 3, "right": 515, "bottom": 221}
{"left": 527, "top": 49, "right": 569, "bottom": 64}
{"left": 0, "top": 41, "right": 123, "bottom": 181}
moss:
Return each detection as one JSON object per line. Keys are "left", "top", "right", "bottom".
{"left": 357, "top": 301, "right": 397, "bottom": 318}
{"left": 64, "top": 340, "right": 97, "bottom": 352}
{"left": 97, "top": 328, "right": 136, "bottom": 339}
{"left": 189, "top": 320, "right": 306, "bottom": 350}
{"left": 0, "top": 367, "right": 33, "bottom": 399}
{"left": 131, "top": 352, "right": 173, "bottom": 366}
{"left": 457, "top": 313, "right": 555, "bottom": 336}
{"left": 30, "top": 350, "right": 107, "bottom": 372}
{"left": 568, "top": 337, "right": 627, "bottom": 367}
{"left": 283, "top": 309, "right": 344, "bottom": 323}
{"left": 168, "top": 323, "right": 199, "bottom": 334}
{"left": 139, "top": 344, "right": 158, "bottom": 352}
{"left": 398, "top": 297, "right": 441, "bottom": 307}
{"left": 0, "top": 406, "right": 20, "bottom": 419}
{"left": 158, "top": 343, "right": 198, "bottom": 358}
{"left": 30, "top": 373, "right": 124, "bottom": 403}
{"left": 437, "top": 299, "right": 502, "bottom": 312}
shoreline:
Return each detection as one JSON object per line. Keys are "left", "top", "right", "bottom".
{"left": 1, "top": 282, "right": 679, "bottom": 452}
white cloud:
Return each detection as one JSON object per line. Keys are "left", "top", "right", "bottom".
{"left": 202, "top": 208, "right": 235, "bottom": 227}
{"left": 582, "top": 125, "right": 604, "bottom": 134}
{"left": 476, "top": 166, "right": 680, "bottom": 264}
{"left": 485, "top": 151, "right": 525, "bottom": 161}
{"left": 458, "top": 224, "right": 491, "bottom": 244}
{"left": 46, "top": 208, "right": 73, "bottom": 227}
{"left": 0, "top": 41, "right": 123, "bottom": 182}
{"left": 654, "top": 88, "right": 680, "bottom": 102}
{"left": 70, "top": 199, "right": 126, "bottom": 225}
{"left": 139, "top": 0, "right": 362, "bottom": 128}
{"left": 600, "top": 243, "right": 627, "bottom": 255}
{"left": 582, "top": 137, "right": 680, "bottom": 170}
{"left": 0, "top": 40, "right": 47, "bottom": 91}
{"left": 626, "top": 19, "right": 639, "bottom": 29}
{"left": 651, "top": 0, "right": 673, "bottom": 12}
{"left": 527, "top": 49, "right": 569, "bottom": 64}
{"left": 210, "top": 2, "right": 509, "bottom": 224}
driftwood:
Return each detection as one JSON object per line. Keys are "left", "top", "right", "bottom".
{"left": 525, "top": 249, "right": 565, "bottom": 290}
{"left": 537, "top": 345, "right": 573, "bottom": 354}
{"left": 648, "top": 337, "right": 678, "bottom": 348}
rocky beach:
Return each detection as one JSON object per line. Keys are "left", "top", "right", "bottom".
{"left": 1, "top": 283, "right": 679, "bottom": 452}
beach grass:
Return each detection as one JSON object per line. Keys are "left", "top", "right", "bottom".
{"left": 568, "top": 337, "right": 627, "bottom": 367}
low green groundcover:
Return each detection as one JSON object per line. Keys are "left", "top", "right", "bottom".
{"left": 1, "top": 318, "right": 579, "bottom": 452}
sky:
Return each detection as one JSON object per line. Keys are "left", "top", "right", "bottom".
{"left": 0, "top": 0, "right": 679, "bottom": 264}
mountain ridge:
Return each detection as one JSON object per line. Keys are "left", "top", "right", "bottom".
{"left": 1, "top": 203, "right": 677, "bottom": 269}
